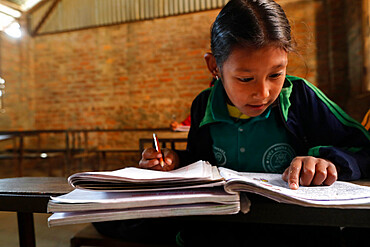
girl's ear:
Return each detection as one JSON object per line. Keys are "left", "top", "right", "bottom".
{"left": 204, "top": 53, "right": 219, "bottom": 78}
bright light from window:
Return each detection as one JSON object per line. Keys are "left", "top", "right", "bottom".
{"left": 0, "top": 12, "right": 14, "bottom": 29}
{"left": 0, "top": 4, "right": 21, "bottom": 18}
{"left": 0, "top": 5, "right": 21, "bottom": 39}
{"left": 4, "top": 22, "right": 21, "bottom": 38}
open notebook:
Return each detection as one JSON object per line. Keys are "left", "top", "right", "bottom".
{"left": 48, "top": 160, "right": 370, "bottom": 226}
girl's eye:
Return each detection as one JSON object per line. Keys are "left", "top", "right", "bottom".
{"left": 238, "top": 77, "right": 254, "bottom": 83}
{"left": 269, "top": 73, "right": 282, "bottom": 79}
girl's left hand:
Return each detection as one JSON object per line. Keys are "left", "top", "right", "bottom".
{"left": 282, "top": 156, "right": 338, "bottom": 190}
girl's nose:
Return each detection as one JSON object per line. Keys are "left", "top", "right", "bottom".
{"left": 253, "top": 80, "right": 270, "bottom": 99}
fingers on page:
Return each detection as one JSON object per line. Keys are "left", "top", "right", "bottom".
{"left": 288, "top": 161, "right": 301, "bottom": 190}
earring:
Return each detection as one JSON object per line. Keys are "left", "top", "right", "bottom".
{"left": 213, "top": 70, "right": 219, "bottom": 80}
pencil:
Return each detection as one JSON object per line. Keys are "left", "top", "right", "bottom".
{"left": 153, "top": 133, "right": 165, "bottom": 167}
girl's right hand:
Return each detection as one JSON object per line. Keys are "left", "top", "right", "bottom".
{"left": 139, "top": 147, "right": 179, "bottom": 171}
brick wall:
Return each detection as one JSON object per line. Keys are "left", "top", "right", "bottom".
{"left": 345, "top": 0, "right": 370, "bottom": 120}
{"left": 31, "top": 11, "right": 217, "bottom": 130}
{"left": 0, "top": 31, "right": 34, "bottom": 130}
{"left": 0, "top": 0, "right": 368, "bottom": 134}
{"left": 13, "top": 7, "right": 320, "bottom": 131}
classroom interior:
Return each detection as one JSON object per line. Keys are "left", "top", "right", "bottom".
{"left": 0, "top": 0, "right": 369, "bottom": 246}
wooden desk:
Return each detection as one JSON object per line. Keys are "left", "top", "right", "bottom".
{"left": 184, "top": 192, "right": 370, "bottom": 228}
{"left": 139, "top": 138, "right": 188, "bottom": 151}
{"left": 95, "top": 148, "right": 140, "bottom": 171}
{"left": 0, "top": 177, "right": 72, "bottom": 247}
{"left": 1, "top": 176, "right": 369, "bottom": 247}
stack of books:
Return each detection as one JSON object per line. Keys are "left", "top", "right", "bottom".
{"left": 48, "top": 160, "right": 370, "bottom": 227}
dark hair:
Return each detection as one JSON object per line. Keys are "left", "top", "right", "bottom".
{"left": 211, "top": 0, "right": 294, "bottom": 68}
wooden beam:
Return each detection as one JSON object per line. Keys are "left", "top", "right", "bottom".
{"left": 0, "top": 0, "right": 22, "bottom": 11}
{"left": 31, "top": 0, "right": 60, "bottom": 36}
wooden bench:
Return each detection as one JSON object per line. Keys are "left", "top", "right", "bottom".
{"left": 1, "top": 132, "right": 68, "bottom": 176}
{"left": 4, "top": 147, "right": 68, "bottom": 176}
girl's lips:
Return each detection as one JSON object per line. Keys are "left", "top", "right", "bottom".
{"left": 247, "top": 104, "right": 266, "bottom": 109}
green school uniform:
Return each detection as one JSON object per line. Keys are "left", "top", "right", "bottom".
{"left": 205, "top": 80, "right": 296, "bottom": 173}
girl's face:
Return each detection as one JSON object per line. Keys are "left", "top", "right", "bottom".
{"left": 220, "top": 45, "right": 288, "bottom": 117}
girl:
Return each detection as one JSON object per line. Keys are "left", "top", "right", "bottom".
{"left": 95, "top": 0, "right": 369, "bottom": 246}
{"left": 140, "top": 0, "right": 370, "bottom": 191}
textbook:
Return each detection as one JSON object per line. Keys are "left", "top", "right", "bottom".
{"left": 67, "top": 160, "right": 225, "bottom": 191}
{"left": 48, "top": 161, "right": 370, "bottom": 227}
{"left": 48, "top": 161, "right": 244, "bottom": 227}
{"left": 47, "top": 188, "right": 244, "bottom": 227}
